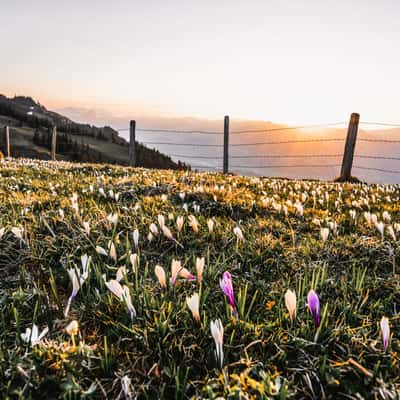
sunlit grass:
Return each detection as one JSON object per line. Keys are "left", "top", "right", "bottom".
{"left": 0, "top": 158, "right": 399, "bottom": 399}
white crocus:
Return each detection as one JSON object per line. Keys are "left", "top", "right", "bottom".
{"left": 107, "top": 213, "right": 118, "bottom": 225}
{"left": 154, "top": 265, "right": 167, "bottom": 289}
{"left": 149, "top": 223, "right": 158, "bottom": 236}
{"left": 104, "top": 279, "right": 136, "bottom": 321}
{"left": 233, "top": 226, "right": 245, "bottom": 242}
{"left": 320, "top": 227, "right": 329, "bottom": 242}
{"left": 176, "top": 216, "right": 184, "bottom": 232}
{"left": 116, "top": 266, "right": 127, "bottom": 282}
{"left": 133, "top": 229, "right": 139, "bottom": 249}
{"left": 196, "top": 257, "right": 205, "bottom": 284}
{"left": 82, "top": 221, "right": 90, "bottom": 236}
{"left": 284, "top": 289, "right": 297, "bottom": 322}
{"left": 21, "top": 324, "right": 49, "bottom": 346}
{"left": 11, "top": 227, "right": 24, "bottom": 240}
{"left": 207, "top": 219, "right": 214, "bottom": 233}
{"left": 96, "top": 245, "right": 108, "bottom": 256}
{"left": 210, "top": 319, "right": 224, "bottom": 368}
{"left": 186, "top": 293, "right": 200, "bottom": 322}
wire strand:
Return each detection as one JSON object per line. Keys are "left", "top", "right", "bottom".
{"left": 230, "top": 121, "right": 347, "bottom": 134}
{"left": 230, "top": 138, "right": 344, "bottom": 147}
{"left": 230, "top": 164, "right": 341, "bottom": 169}
{"left": 141, "top": 141, "right": 223, "bottom": 147}
{"left": 353, "top": 166, "right": 400, "bottom": 174}
{"left": 359, "top": 122, "right": 400, "bottom": 127}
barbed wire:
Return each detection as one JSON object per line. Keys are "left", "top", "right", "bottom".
{"left": 355, "top": 155, "right": 400, "bottom": 161}
{"left": 353, "top": 166, "right": 400, "bottom": 174}
{"left": 141, "top": 141, "right": 223, "bottom": 148}
{"left": 230, "top": 138, "right": 344, "bottom": 147}
{"left": 115, "top": 121, "right": 346, "bottom": 135}
{"left": 229, "top": 164, "right": 341, "bottom": 169}
{"left": 358, "top": 138, "right": 400, "bottom": 143}
{"left": 359, "top": 122, "right": 400, "bottom": 127}
{"left": 230, "top": 121, "right": 346, "bottom": 134}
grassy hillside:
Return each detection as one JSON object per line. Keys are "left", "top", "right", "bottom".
{"left": 0, "top": 159, "right": 399, "bottom": 399}
{"left": 0, "top": 95, "right": 184, "bottom": 169}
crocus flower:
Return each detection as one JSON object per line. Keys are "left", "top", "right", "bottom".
{"left": 196, "top": 257, "right": 205, "bottom": 284}
{"left": 220, "top": 271, "right": 238, "bottom": 318}
{"left": 176, "top": 216, "right": 184, "bottom": 232}
{"left": 149, "top": 223, "right": 158, "bottom": 236}
{"left": 178, "top": 267, "right": 196, "bottom": 281}
{"left": 188, "top": 215, "right": 199, "bottom": 233}
{"left": 65, "top": 320, "right": 79, "bottom": 337}
{"left": 82, "top": 221, "right": 90, "bottom": 236}
{"left": 158, "top": 214, "right": 165, "bottom": 229}
{"left": 207, "top": 219, "right": 214, "bottom": 233}
{"left": 116, "top": 266, "right": 127, "bottom": 282}
{"left": 21, "top": 324, "right": 48, "bottom": 346}
{"left": 307, "top": 289, "right": 321, "bottom": 327}
{"left": 107, "top": 213, "right": 118, "bottom": 225}
{"left": 64, "top": 255, "right": 91, "bottom": 317}
{"left": 233, "top": 226, "right": 245, "bottom": 242}
{"left": 320, "top": 227, "right": 329, "bottom": 242}
{"left": 133, "top": 229, "right": 139, "bottom": 249}
{"left": 11, "top": 227, "right": 24, "bottom": 240}
{"left": 210, "top": 319, "right": 224, "bottom": 368}
{"left": 109, "top": 242, "right": 117, "bottom": 261}
{"left": 155, "top": 265, "right": 166, "bottom": 289}
{"left": 375, "top": 221, "right": 384, "bottom": 238}
{"left": 186, "top": 293, "right": 200, "bottom": 322}
{"left": 284, "top": 289, "right": 296, "bottom": 322}
{"left": 96, "top": 245, "right": 108, "bottom": 256}
{"left": 170, "top": 259, "right": 181, "bottom": 286}
{"left": 380, "top": 316, "right": 390, "bottom": 352}
{"left": 130, "top": 253, "right": 138, "bottom": 271}
{"left": 104, "top": 279, "right": 136, "bottom": 321}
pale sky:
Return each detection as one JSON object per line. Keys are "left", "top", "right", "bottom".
{"left": 1, "top": 0, "right": 400, "bottom": 125}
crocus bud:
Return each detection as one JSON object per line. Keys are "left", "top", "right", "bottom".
{"left": 380, "top": 316, "right": 390, "bottom": 352}
{"left": 284, "top": 289, "right": 296, "bottom": 322}
{"left": 307, "top": 289, "right": 321, "bottom": 327}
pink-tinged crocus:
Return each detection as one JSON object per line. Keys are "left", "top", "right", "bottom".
{"left": 220, "top": 271, "right": 238, "bottom": 318}
{"left": 170, "top": 259, "right": 181, "bottom": 286}
{"left": 186, "top": 293, "right": 200, "bottom": 322}
{"left": 178, "top": 267, "right": 196, "bottom": 281}
{"left": 307, "top": 290, "right": 321, "bottom": 327}
{"left": 233, "top": 227, "right": 245, "bottom": 242}
{"left": 154, "top": 265, "right": 166, "bottom": 289}
{"left": 284, "top": 289, "right": 296, "bottom": 322}
{"left": 380, "top": 316, "right": 390, "bottom": 352}
{"left": 210, "top": 319, "right": 224, "bottom": 368}
{"left": 104, "top": 279, "right": 136, "bottom": 321}
{"left": 196, "top": 257, "right": 205, "bottom": 284}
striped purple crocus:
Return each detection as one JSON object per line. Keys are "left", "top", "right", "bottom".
{"left": 220, "top": 271, "right": 238, "bottom": 318}
{"left": 307, "top": 289, "right": 321, "bottom": 327}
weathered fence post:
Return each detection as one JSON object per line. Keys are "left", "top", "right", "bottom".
{"left": 339, "top": 113, "right": 360, "bottom": 181}
{"left": 223, "top": 115, "right": 229, "bottom": 173}
{"left": 129, "top": 120, "right": 136, "bottom": 167}
{"left": 51, "top": 126, "right": 57, "bottom": 161}
{"left": 4, "top": 126, "right": 10, "bottom": 158}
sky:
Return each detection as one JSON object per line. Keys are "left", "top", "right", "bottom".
{"left": 1, "top": 0, "right": 400, "bottom": 127}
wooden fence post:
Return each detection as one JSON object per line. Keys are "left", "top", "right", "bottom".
{"left": 4, "top": 126, "right": 10, "bottom": 158}
{"left": 223, "top": 115, "right": 229, "bottom": 173}
{"left": 339, "top": 113, "right": 360, "bottom": 181}
{"left": 129, "top": 120, "right": 136, "bottom": 166}
{"left": 51, "top": 126, "right": 57, "bottom": 161}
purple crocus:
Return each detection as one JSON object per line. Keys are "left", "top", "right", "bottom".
{"left": 220, "top": 271, "right": 238, "bottom": 318}
{"left": 307, "top": 289, "right": 321, "bottom": 327}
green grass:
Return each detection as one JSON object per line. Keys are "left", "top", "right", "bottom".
{"left": 0, "top": 159, "right": 399, "bottom": 399}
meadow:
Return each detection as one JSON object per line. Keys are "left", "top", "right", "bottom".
{"left": 0, "top": 159, "right": 399, "bottom": 399}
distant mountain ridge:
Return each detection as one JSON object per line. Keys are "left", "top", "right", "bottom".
{"left": 0, "top": 94, "right": 184, "bottom": 169}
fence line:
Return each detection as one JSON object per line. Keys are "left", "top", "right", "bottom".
{"left": 3, "top": 114, "right": 400, "bottom": 181}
